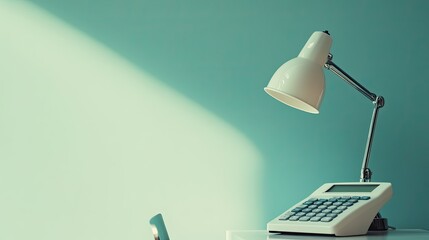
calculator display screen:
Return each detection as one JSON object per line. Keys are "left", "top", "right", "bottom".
{"left": 326, "top": 184, "right": 379, "bottom": 193}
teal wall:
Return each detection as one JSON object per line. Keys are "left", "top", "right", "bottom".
{"left": 2, "top": 0, "right": 429, "bottom": 239}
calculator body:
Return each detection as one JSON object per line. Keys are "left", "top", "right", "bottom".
{"left": 267, "top": 182, "right": 392, "bottom": 236}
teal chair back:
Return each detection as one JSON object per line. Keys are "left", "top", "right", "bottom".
{"left": 149, "top": 213, "right": 170, "bottom": 240}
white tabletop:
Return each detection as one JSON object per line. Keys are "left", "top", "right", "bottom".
{"left": 226, "top": 230, "right": 429, "bottom": 240}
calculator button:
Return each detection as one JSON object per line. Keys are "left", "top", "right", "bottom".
{"left": 291, "top": 208, "right": 302, "bottom": 212}
{"left": 289, "top": 216, "right": 300, "bottom": 221}
{"left": 279, "top": 212, "right": 294, "bottom": 220}
{"left": 311, "top": 209, "right": 322, "bottom": 213}
{"left": 333, "top": 202, "right": 343, "bottom": 206}
{"left": 299, "top": 216, "right": 311, "bottom": 221}
{"left": 301, "top": 208, "right": 312, "bottom": 213}
{"left": 315, "top": 213, "right": 326, "bottom": 217}
{"left": 308, "top": 205, "right": 318, "bottom": 209}
{"left": 303, "top": 201, "right": 314, "bottom": 205}
{"left": 326, "top": 213, "right": 338, "bottom": 218}
{"left": 348, "top": 199, "right": 359, "bottom": 203}
{"left": 308, "top": 198, "right": 318, "bottom": 202}
{"left": 332, "top": 209, "right": 343, "bottom": 214}
{"left": 306, "top": 212, "right": 316, "bottom": 217}
{"left": 318, "top": 199, "right": 328, "bottom": 202}
{"left": 327, "top": 205, "right": 337, "bottom": 209}
{"left": 320, "top": 217, "right": 333, "bottom": 222}
{"left": 323, "top": 201, "right": 333, "bottom": 205}
{"left": 328, "top": 198, "right": 338, "bottom": 202}
{"left": 342, "top": 202, "right": 354, "bottom": 206}
{"left": 322, "top": 209, "right": 331, "bottom": 213}
{"left": 295, "top": 212, "right": 306, "bottom": 216}
{"left": 314, "top": 201, "right": 324, "bottom": 205}
{"left": 337, "top": 206, "right": 348, "bottom": 210}
{"left": 317, "top": 205, "right": 328, "bottom": 209}
{"left": 360, "top": 196, "right": 371, "bottom": 200}
{"left": 310, "top": 216, "right": 322, "bottom": 222}
{"left": 341, "top": 196, "right": 351, "bottom": 199}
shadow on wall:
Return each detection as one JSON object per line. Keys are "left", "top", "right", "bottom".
{"left": 0, "top": 2, "right": 263, "bottom": 240}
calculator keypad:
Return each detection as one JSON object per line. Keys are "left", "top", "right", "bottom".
{"left": 278, "top": 196, "right": 370, "bottom": 222}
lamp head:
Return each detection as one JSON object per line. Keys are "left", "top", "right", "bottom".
{"left": 264, "top": 31, "right": 332, "bottom": 114}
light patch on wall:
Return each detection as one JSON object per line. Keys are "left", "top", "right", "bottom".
{"left": 0, "top": 2, "right": 263, "bottom": 240}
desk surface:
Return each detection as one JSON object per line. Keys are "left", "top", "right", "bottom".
{"left": 226, "top": 230, "right": 429, "bottom": 240}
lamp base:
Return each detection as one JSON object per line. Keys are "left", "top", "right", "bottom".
{"left": 369, "top": 213, "right": 389, "bottom": 231}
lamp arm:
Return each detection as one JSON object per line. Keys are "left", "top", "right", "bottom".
{"left": 324, "top": 54, "right": 385, "bottom": 182}
{"left": 325, "top": 54, "right": 377, "bottom": 102}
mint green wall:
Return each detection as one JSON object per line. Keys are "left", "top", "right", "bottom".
{"left": 3, "top": 0, "right": 429, "bottom": 238}
{"left": 0, "top": 2, "right": 263, "bottom": 240}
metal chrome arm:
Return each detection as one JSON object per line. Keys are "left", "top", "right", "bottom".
{"left": 324, "top": 54, "right": 385, "bottom": 182}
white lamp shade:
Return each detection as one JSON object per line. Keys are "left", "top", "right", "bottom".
{"left": 264, "top": 31, "right": 332, "bottom": 114}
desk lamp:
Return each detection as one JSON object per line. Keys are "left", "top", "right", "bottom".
{"left": 264, "top": 31, "right": 388, "bottom": 230}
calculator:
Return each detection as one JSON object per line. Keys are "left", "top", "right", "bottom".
{"left": 267, "top": 182, "right": 392, "bottom": 236}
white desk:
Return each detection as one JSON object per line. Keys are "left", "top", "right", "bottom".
{"left": 226, "top": 230, "right": 429, "bottom": 240}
